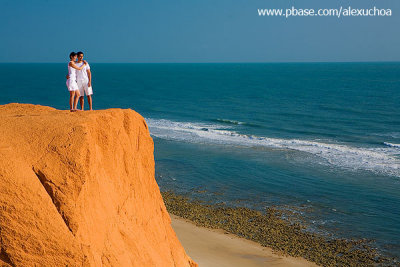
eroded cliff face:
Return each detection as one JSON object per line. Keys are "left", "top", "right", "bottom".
{"left": 0, "top": 103, "right": 197, "bottom": 267}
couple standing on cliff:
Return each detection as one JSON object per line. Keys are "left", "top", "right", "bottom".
{"left": 66, "top": 51, "right": 93, "bottom": 112}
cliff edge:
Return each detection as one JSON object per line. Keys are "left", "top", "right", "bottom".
{"left": 0, "top": 103, "right": 197, "bottom": 267}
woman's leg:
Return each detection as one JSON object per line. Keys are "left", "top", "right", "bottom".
{"left": 73, "top": 91, "right": 81, "bottom": 110}
{"left": 69, "top": 91, "right": 75, "bottom": 111}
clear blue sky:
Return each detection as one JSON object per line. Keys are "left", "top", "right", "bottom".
{"left": 1, "top": 0, "right": 399, "bottom": 63}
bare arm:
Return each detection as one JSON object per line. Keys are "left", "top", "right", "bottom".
{"left": 69, "top": 61, "right": 87, "bottom": 70}
{"left": 87, "top": 69, "right": 92, "bottom": 87}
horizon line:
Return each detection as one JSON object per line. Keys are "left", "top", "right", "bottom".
{"left": 0, "top": 60, "right": 400, "bottom": 64}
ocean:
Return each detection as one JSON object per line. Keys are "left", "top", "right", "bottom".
{"left": 1, "top": 62, "right": 399, "bottom": 260}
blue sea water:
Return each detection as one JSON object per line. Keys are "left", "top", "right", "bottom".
{"left": 1, "top": 63, "right": 400, "bottom": 260}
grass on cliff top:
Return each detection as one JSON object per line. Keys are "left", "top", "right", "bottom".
{"left": 161, "top": 191, "right": 394, "bottom": 267}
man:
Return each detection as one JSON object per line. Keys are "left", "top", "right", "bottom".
{"left": 75, "top": 51, "right": 93, "bottom": 110}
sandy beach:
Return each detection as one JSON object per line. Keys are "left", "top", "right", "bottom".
{"left": 171, "top": 215, "right": 318, "bottom": 267}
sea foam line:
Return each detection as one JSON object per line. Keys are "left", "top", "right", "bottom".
{"left": 384, "top": 142, "right": 400, "bottom": 149}
{"left": 146, "top": 118, "right": 400, "bottom": 177}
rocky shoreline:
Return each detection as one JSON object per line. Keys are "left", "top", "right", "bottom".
{"left": 161, "top": 191, "right": 393, "bottom": 266}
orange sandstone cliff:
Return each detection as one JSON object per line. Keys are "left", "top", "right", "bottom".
{"left": 0, "top": 103, "right": 197, "bottom": 267}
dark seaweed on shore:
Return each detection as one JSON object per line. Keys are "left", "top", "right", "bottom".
{"left": 161, "top": 191, "right": 395, "bottom": 267}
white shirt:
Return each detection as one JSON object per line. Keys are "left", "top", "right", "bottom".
{"left": 76, "top": 62, "right": 90, "bottom": 82}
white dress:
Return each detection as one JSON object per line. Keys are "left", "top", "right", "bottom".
{"left": 66, "top": 62, "right": 79, "bottom": 91}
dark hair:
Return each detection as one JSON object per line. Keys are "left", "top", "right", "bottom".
{"left": 69, "top": 52, "right": 76, "bottom": 60}
{"left": 77, "top": 51, "right": 84, "bottom": 57}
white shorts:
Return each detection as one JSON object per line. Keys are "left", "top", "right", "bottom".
{"left": 77, "top": 80, "right": 93, "bottom": 96}
{"left": 66, "top": 79, "right": 79, "bottom": 92}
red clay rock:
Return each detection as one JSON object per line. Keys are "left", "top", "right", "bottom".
{"left": 0, "top": 103, "right": 197, "bottom": 267}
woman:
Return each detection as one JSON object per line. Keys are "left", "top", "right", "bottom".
{"left": 67, "top": 52, "right": 87, "bottom": 112}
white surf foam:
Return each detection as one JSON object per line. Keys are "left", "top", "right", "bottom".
{"left": 384, "top": 142, "right": 400, "bottom": 149}
{"left": 146, "top": 118, "right": 400, "bottom": 177}
{"left": 216, "top": 118, "right": 246, "bottom": 125}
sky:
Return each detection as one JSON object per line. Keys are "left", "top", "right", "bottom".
{"left": 0, "top": 0, "right": 399, "bottom": 63}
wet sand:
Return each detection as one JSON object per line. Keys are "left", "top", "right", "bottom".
{"left": 171, "top": 215, "right": 318, "bottom": 267}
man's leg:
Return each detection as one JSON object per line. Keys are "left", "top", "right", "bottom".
{"left": 79, "top": 96, "right": 85, "bottom": 110}
{"left": 77, "top": 80, "right": 85, "bottom": 110}
{"left": 87, "top": 95, "right": 93, "bottom": 110}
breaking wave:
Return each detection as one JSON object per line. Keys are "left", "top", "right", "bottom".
{"left": 384, "top": 142, "right": 400, "bottom": 149}
{"left": 146, "top": 118, "right": 400, "bottom": 177}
